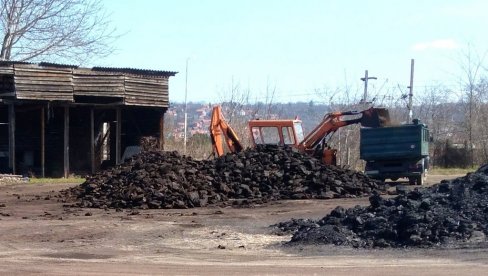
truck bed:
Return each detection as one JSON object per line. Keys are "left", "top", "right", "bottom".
{"left": 360, "top": 123, "right": 429, "bottom": 161}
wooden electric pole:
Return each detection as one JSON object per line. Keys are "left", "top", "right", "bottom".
{"left": 360, "top": 70, "right": 377, "bottom": 104}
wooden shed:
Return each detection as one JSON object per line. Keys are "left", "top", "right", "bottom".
{"left": 0, "top": 62, "right": 176, "bottom": 177}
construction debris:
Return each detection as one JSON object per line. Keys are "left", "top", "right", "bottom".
{"left": 0, "top": 174, "right": 28, "bottom": 184}
{"left": 275, "top": 170, "right": 488, "bottom": 248}
{"left": 63, "top": 145, "right": 383, "bottom": 209}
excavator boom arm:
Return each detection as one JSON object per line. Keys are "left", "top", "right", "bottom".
{"left": 298, "top": 112, "right": 360, "bottom": 150}
{"left": 298, "top": 107, "right": 389, "bottom": 151}
{"left": 209, "top": 106, "right": 244, "bottom": 156}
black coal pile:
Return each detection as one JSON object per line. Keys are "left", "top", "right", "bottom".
{"left": 63, "top": 145, "right": 383, "bottom": 209}
{"left": 279, "top": 171, "right": 488, "bottom": 248}
{"left": 214, "top": 145, "right": 382, "bottom": 201}
{"left": 64, "top": 151, "right": 221, "bottom": 209}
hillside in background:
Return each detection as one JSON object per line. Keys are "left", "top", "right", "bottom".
{"left": 163, "top": 100, "right": 476, "bottom": 169}
{"left": 166, "top": 101, "right": 337, "bottom": 140}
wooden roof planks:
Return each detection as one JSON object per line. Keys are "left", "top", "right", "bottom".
{"left": 14, "top": 65, "right": 73, "bottom": 101}
{"left": 0, "top": 62, "right": 177, "bottom": 108}
{"left": 73, "top": 70, "right": 125, "bottom": 98}
{"left": 124, "top": 75, "right": 169, "bottom": 107}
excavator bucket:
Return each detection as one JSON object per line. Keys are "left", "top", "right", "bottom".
{"left": 360, "top": 107, "right": 391, "bottom": 128}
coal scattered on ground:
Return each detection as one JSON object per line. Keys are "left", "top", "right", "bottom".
{"left": 271, "top": 218, "right": 318, "bottom": 236}
{"left": 62, "top": 145, "right": 383, "bottom": 209}
{"left": 274, "top": 170, "right": 488, "bottom": 248}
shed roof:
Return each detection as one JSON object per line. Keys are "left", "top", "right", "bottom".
{"left": 0, "top": 62, "right": 177, "bottom": 108}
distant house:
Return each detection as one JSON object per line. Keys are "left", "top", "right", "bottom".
{"left": 0, "top": 62, "right": 176, "bottom": 177}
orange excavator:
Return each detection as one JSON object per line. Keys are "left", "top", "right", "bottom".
{"left": 209, "top": 105, "right": 244, "bottom": 157}
{"left": 210, "top": 105, "right": 389, "bottom": 165}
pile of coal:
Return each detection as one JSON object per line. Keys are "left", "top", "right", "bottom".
{"left": 280, "top": 171, "right": 488, "bottom": 248}
{"left": 216, "top": 145, "right": 382, "bottom": 201}
{"left": 63, "top": 145, "right": 383, "bottom": 209}
{"left": 139, "top": 136, "right": 159, "bottom": 151}
{"left": 64, "top": 151, "right": 220, "bottom": 209}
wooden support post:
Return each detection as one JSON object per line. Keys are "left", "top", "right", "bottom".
{"left": 90, "top": 108, "right": 95, "bottom": 174}
{"left": 159, "top": 112, "right": 164, "bottom": 151}
{"left": 115, "top": 107, "right": 121, "bottom": 165}
{"left": 41, "top": 107, "right": 45, "bottom": 178}
{"left": 8, "top": 104, "right": 15, "bottom": 174}
{"left": 63, "top": 106, "right": 69, "bottom": 178}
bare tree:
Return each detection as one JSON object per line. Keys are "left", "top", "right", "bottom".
{"left": 475, "top": 78, "right": 488, "bottom": 163}
{"left": 252, "top": 77, "right": 280, "bottom": 119}
{"left": 0, "top": 0, "right": 117, "bottom": 63}
{"left": 456, "top": 45, "right": 488, "bottom": 166}
{"left": 217, "top": 77, "right": 249, "bottom": 121}
{"left": 216, "top": 78, "right": 253, "bottom": 149}
{"left": 313, "top": 84, "right": 366, "bottom": 168}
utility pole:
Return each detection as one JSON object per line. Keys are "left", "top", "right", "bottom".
{"left": 183, "top": 58, "right": 189, "bottom": 155}
{"left": 360, "top": 70, "right": 377, "bottom": 104}
{"left": 407, "top": 59, "right": 414, "bottom": 122}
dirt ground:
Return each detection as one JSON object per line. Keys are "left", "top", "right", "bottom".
{"left": 1, "top": 174, "right": 488, "bottom": 275}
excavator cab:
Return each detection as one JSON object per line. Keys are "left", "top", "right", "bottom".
{"left": 248, "top": 119, "right": 304, "bottom": 147}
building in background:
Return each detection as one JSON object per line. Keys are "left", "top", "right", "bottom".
{"left": 0, "top": 62, "right": 176, "bottom": 177}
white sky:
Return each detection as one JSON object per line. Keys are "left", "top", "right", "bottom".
{"left": 97, "top": 0, "right": 488, "bottom": 104}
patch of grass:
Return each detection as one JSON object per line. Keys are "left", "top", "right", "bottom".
{"left": 28, "top": 177, "right": 85, "bottom": 184}
{"left": 430, "top": 167, "right": 477, "bottom": 175}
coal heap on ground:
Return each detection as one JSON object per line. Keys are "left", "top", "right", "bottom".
{"left": 63, "top": 145, "right": 382, "bottom": 209}
{"left": 275, "top": 170, "right": 488, "bottom": 248}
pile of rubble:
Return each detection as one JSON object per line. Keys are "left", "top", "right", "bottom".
{"left": 63, "top": 145, "right": 383, "bottom": 209}
{"left": 0, "top": 174, "right": 28, "bottom": 184}
{"left": 275, "top": 170, "right": 488, "bottom": 248}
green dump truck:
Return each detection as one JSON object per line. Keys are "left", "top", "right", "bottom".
{"left": 360, "top": 119, "right": 430, "bottom": 185}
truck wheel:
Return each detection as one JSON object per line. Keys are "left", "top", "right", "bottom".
{"left": 408, "top": 177, "right": 416, "bottom": 185}
{"left": 416, "top": 175, "right": 424, "bottom": 186}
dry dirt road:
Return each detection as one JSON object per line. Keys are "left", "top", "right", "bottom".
{"left": 1, "top": 174, "right": 487, "bottom": 275}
